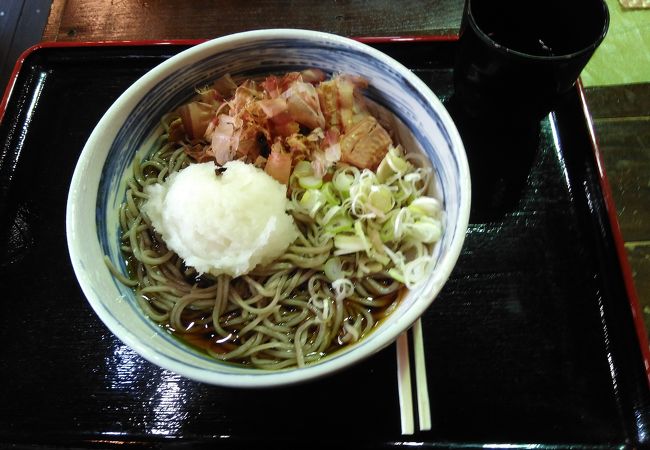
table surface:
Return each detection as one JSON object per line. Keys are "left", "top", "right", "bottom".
{"left": 34, "top": 0, "right": 650, "bottom": 377}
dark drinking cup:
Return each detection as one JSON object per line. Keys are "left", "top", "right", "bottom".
{"left": 453, "top": 0, "right": 609, "bottom": 122}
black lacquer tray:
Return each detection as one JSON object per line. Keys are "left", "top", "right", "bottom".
{"left": 1, "top": 39, "right": 649, "bottom": 449}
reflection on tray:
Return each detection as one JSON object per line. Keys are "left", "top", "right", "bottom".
{"left": 0, "top": 40, "right": 648, "bottom": 448}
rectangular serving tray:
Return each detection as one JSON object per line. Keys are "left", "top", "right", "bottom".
{"left": 1, "top": 39, "right": 649, "bottom": 449}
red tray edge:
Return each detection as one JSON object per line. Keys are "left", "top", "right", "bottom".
{"left": 576, "top": 78, "right": 650, "bottom": 388}
{"left": 0, "top": 35, "right": 454, "bottom": 124}
{"left": 2, "top": 38, "right": 647, "bottom": 390}
{"left": 0, "top": 40, "right": 204, "bottom": 124}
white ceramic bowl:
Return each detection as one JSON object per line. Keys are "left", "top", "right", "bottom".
{"left": 66, "top": 29, "right": 470, "bottom": 387}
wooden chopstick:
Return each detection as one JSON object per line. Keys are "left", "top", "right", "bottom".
{"left": 396, "top": 319, "right": 432, "bottom": 435}
{"left": 396, "top": 331, "right": 415, "bottom": 434}
{"left": 413, "top": 319, "right": 432, "bottom": 431}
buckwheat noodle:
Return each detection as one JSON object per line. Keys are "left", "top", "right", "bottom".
{"left": 107, "top": 132, "right": 402, "bottom": 369}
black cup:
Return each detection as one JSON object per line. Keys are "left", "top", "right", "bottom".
{"left": 453, "top": 0, "right": 609, "bottom": 122}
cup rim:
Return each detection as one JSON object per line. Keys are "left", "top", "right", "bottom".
{"left": 465, "top": 0, "right": 610, "bottom": 61}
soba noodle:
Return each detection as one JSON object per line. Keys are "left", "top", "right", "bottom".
{"left": 107, "top": 71, "right": 441, "bottom": 369}
{"left": 108, "top": 137, "right": 410, "bottom": 369}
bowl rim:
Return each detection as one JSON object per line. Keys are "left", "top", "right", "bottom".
{"left": 66, "top": 28, "right": 471, "bottom": 387}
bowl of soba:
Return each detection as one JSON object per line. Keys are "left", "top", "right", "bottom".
{"left": 66, "top": 29, "right": 470, "bottom": 387}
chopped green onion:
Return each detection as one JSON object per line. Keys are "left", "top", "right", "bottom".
{"left": 334, "top": 234, "right": 366, "bottom": 254}
{"left": 288, "top": 146, "right": 443, "bottom": 289}
{"left": 407, "top": 218, "right": 442, "bottom": 243}
{"left": 409, "top": 196, "right": 442, "bottom": 217}
{"left": 332, "top": 278, "right": 355, "bottom": 301}
{"left": 293, "top": 160, "right": 313, "bottom": 178}
{"left": 333, "top": 171, "right": 354, "bottom": 194}
{"left": 325, "top": 215, "right": 354, "bottom": 234}
{"left": 368, "top": 185, "right": 393, "bottom": 214}
{"left": 377, "top": 146, "right": 409, "bottom": 183}
{"left": 299, "top": 175, "right": 323, "bottom": 190}
{"left": 354, "top": 220, "right": 371, "bottom": 254}
{"left": 324, "top": 256, "right": 347, "bottom": 281}
{"left": 321, "top": 205, "right": 342, "bottom": 225}
{"left": 300, "top": 189, "right": 325, "bottom": 216}
{"left": 321, "top": 182, "right": 340, "bottom": 205}
{"left": 380, "top": 210, "right": 398, "bottom": 242}
{"left": 387, "top": 268, "right": 406, "bottom": 284}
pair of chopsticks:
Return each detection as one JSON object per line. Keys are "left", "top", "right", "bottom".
{"left": 396, "top": 318, "right": 432, "bottom": 435}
